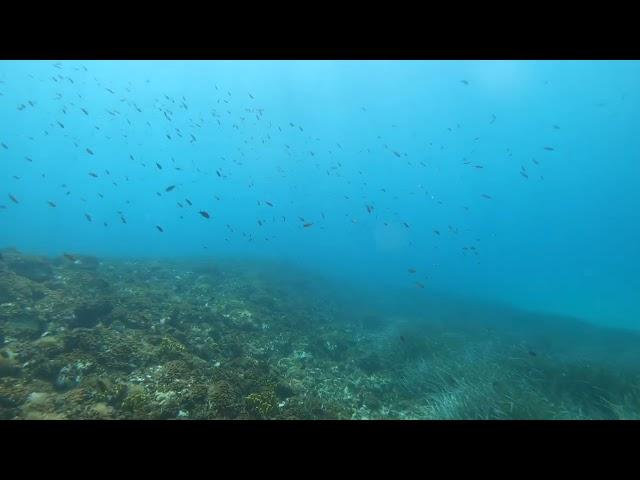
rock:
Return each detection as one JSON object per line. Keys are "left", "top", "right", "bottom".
{"left": 86, "top": 277, "right": 112, "bottom": 293}
{"left": 0, "top": 354, "right": 20, "bottom": 377}
{"left": 70, "top": 273, "right": 113, "bottom": 296}
{"left": 90, "top": 402, "right": 115, "bottom": 418}
{"left": 53, "top": 254, "right": 100, "bottom": 270}
{"left": 20, "top": 392, "right": 66, "bottom": 419}
{"left": 360, "top": 314, "right": 386, "bottom": 331}
{"left": 0, "top": 281, "right": 11, "bottom": 304}
{"left": 0, "top": 270, "right": 46, "bottom": 303}
{"left": 6, "top": 255, "right": 53, "bottom": 283}
{"left": 275, "top": 382, "right": 296, "bottom": 400}
{"left": 3, "top": 314, "right": 44, "bottom": 339}
{"left": 71, "top": 300, "right": 114, "bottom": 327}
{"left": 55, "top": 361, "right": 93, "bottom": 390}
{"left": 357, "top": 352, "right": 383, "bottom": 374}
{"left": 193, "top": 263, "right": 222, "bottom": 278}
{"left": 208, "top": 380, "right": 240, "bottom": 418}
{"left": 71, "top": 255, "right": 101, "bottom": 270}
{"left": 0, "top": 394, "right": 17, "bottom": 408}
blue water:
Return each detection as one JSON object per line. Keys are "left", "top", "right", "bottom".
{"left": 1, "top": 60, "right": 639, "bottom": 329}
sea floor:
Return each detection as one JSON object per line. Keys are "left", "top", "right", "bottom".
{"left": 1, "top": 247, "right": 640, "bottom": 420}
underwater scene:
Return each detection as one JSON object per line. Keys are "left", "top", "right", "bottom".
{"left": 1, "top": 60, "right": 639, "bottom": 419}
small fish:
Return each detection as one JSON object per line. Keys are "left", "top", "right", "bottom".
{"left": 403, "top": 222, "right": 410, "bottom": 228}
{"left": 120, "top": 216, "right": 127, "bottom": 224}
{"left": 366, "top": 204, "right": 374, "bottom": 214}
{"left": 84, "top": 213, "right": 92, "bottom": 222}
{"left": 8, "top": 194, "right": 18, "bottom": 204}
{"left": 528, "top": 350, "right": 537, "bottom": 357}
{"left": 303, "top": 223, "right": 314, "bottom": 228}
{"left": 1, "top": 142, "right": 8, "bottom": 150}
{"left": 461, "top": 80, "right": 469, "bottom": 85}
{"left": 88, "top": 172, "right": 98, "bottom": 178}
{"left": 185, "top": 199, "right": 192, "bottom": 206}
{"left": 543, "top": 146, "right": 555, "bottom": 151}
{"left": 47, "top": 201, "right": 57, "bottom": 208}
{"left": 63, "top": 254, "right": 77, "bottom": 262}
{"left": 156, "top": 225, "right": 164, "bottom": 232}
{"left": 415, "top": 282, "right": 425, "bottom": 289}
{"left": 156, "top": 162, "right": 163, "bottom": 170}
{"left": 392, "top": 151, "right": 401, "bottom": 158}
{"left": 198, "top": 210, "right": 211, "bottom": 219}
{"left": 408, "top": 268, "right": 416, "bottom": 274}
{"left": 481, "top": 194, "right": 492, "bottom": 200}
{"left": 165, "top": 185, "right": 176, "bottom": 192}
{"left": 86, "top": 148, "right": 94, "bottom": 155}
{"left": 433, "top": 230, "right": 440, "bottom": 235}
{"left": 81, "top": 108, "right": 89, "bottom": 115}
{"left": 265, "top": 201, "right": 274, "bottom": 207}
{"left": 520, "top": 171, "right": 529, "bottom": 179}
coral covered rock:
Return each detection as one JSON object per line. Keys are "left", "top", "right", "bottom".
{"left": 71, "top": 300, "right": 114, "bottom": 327}
{"left": 0, "top": 353, "right": 20, "bottom": 378}
{"left": 0, "top": 270, "right": 46, "bottom": 304}
{"left": 5, "top": 254, "right": 54, "bottom": 283}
